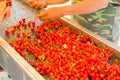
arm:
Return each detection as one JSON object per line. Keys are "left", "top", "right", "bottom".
{"left": 37, "top": 0, "right": 109, "bottom": 23}
{"left": 29, "top": 0, "right": 69, "bottom": 9}
{"left": 47, "top": 0, "right": 68, "bottom": 5}
{"left": 61, "top": 0, "right": 109, "bottom": 15}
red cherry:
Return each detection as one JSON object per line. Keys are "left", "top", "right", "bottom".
{"left": 31, "top": 21, "right": 35, "bottom": 27}
{"left": 5, "top": 30, "right": 10, "bottom": 35}
{"left": 114, "top": 58, "right": 119, "bottom": 63}
{"left": 22, "top": 18, "right": 26, "bottom": 23}
{"left": 11, "top": 29, "right": 15, "bottom": 34}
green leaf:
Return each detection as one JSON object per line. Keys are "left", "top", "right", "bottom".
{"left": 78, "top": 31, "right": 83, "bottom": 36}
{"left": 52, "top": 45, "right": 59, "bottom": 49}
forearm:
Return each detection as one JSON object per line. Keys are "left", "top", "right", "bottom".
{"left": 47, "top": 0, "right": 69, "bottom": 5}
{"left": 61, "top": 0, "right": 109, "bottom": 15}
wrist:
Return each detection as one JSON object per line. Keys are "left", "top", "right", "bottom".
{"left": 61, "top": 6, "right": 71, "bottom": 16}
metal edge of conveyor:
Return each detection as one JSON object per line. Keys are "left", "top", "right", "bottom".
{"left": 0, "top": 36, "right": 45, "bottom": 80}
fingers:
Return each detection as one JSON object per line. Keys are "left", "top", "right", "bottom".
{"left": 4, "top": 6, "right": 10, "bottom": 19}
{"left": 29, "top": 0, "right": 34, "bottom": 4}
{"left": 0, "top": 1, "right": 10, "bottom": 22}
{"left": 37, "top": 11, "right": 51, "bottom": 23}
{"left": 29, "top": 2, "right": 42, "bottom": 10}
{"left": 0, "top": 1, "right": 5, "bottom": 21}
{"left": 37, "top": 7, "right": 62, "bottom": 23}
{"left": 34, "top": 4, "right": 41, "bottom": 10}
{"left": 29, "top": 0, "right": 46, "bottom": 9}
{"left": 44, "top": 20, "right": 51, "bottom": 23}
{"left": 29, "top": 1, "right": 37, "bottom": 8}
{"left": 0, "top": 1, "right": 6, "bottom": 14}
{"left": 37, "top": 11, "right": 47, "bottom": 18}
{"left": 40, "top": 16, "right": 48, "bottom": 21}
{"left": 0, "top": 1, "right": 6, "bottom": 9}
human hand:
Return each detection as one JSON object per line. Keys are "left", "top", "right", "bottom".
{"left": 29, "top": 0, "right": 47, "bottom": 10}
{"left": 37, "top": 7, "right": 65, "bottom": 23}
{"left": 0, "top": 1, "right": 11, "bottom": 22}
{"left": 0, "top": 0, "right": 12, "bottom": 6}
